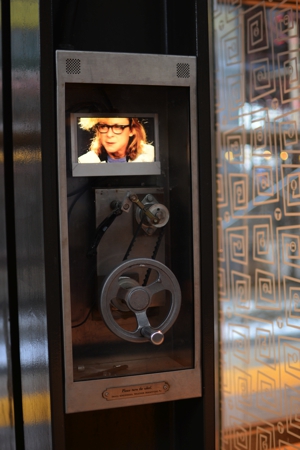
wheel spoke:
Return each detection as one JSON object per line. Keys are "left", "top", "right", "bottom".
{"left": 146, "top": 278, "right": 166, "bottom": 296}
{"left": 135, "top": 311, "right": 151, "bottom": 329}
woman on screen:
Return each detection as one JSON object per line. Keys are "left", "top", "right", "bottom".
{"left": 78, "top": 117, "right": 154, "bottom": 163}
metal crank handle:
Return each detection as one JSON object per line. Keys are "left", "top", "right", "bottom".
{"left": 140, "top": 326, "right": 164, "bottom": 345}
{"left": 129, "top": 194, "right": 159, "bottom": 224}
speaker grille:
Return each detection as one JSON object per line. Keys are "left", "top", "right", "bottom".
{"left": 66, "top": 58, "right": 81, "bottom": 74}
{"left": 176, "top": 63, "right": 190, "bottom": 78}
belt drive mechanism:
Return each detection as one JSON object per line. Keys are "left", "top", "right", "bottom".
{"left": 98, "top": 193, "right": 181, "bottom": 345}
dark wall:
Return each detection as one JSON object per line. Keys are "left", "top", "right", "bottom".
{"left": 40, "top": 1, "right": 215, "bottom": 449}
{"left": 54, "top": 0, "right": 197, "bottom": 56}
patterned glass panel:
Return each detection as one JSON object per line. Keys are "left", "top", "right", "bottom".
{"left": 214, "top": 0, "right": 300, "bottom": 448}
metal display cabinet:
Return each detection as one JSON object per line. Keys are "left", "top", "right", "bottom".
{"left": 56, "top": 51, "right": 201, "bottom": 413}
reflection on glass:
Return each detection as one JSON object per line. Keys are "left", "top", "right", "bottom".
{"left": 214, "top": 1, "right": 300, "bottom": 448}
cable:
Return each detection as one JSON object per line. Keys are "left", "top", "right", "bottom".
{"left": 68, "top": 184, "right": 90, "bottom": 220}
{"left": 87, "top": 207, "right": 123, "bottom": 257}
{"left": 67, "top": 182, "right": 89, "bottom": 197}
{"left": 71, "top": 298, "right": 97, "bottom": 328}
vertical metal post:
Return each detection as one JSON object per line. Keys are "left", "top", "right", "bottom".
{"left": 9, "top": 0, "right": 52, "bottom": 448}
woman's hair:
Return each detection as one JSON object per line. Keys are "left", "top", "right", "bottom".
{"left": 79, "top": 117, "right": 147, "bottom": 161}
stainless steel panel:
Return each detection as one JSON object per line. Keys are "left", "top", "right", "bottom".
{"left": 0, "top": 1, "right": 15, "bottom": 446}
{"left": 71, "top": 161, "right": 162, "bottom": 177}
{"left": 56, "top": 51, "right": 196, "bottom": 86}
{"left": 10, "top": 0, "right": 52, "bottom": 448}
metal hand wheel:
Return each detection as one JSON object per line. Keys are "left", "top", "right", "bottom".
{"left": 99, "top": 258, "right": 181, "bottom": 345}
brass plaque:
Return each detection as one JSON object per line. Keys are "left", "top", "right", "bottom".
{"left": 103, "top": 381, "right": 170, "bottom": 401}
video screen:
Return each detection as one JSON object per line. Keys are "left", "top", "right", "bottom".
{"left": 70, "top": 113, "right": 160, "bottom": 176}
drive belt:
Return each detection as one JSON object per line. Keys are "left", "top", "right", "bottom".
{"left": 88, "top": 204, "right": 166, "bottom": 286}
